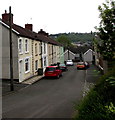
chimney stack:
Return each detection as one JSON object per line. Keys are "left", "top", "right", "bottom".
{"left": 25, "top": 24, "right": 33, "bottom": 31}
{"left": 38, "top": 29, "right": 49, "bottom": 36}
{"left": 2, "top": 10, "right": 13, "bottom": 23}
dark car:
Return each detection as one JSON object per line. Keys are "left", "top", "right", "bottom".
{"left": 59, "top": 64, "right": 68, "bottom": 71}
{"left": 84, "top": 62, "right": 90, "bottom": 68}
{"left": 44, "top": 66, "right": 62, "bottom": 78}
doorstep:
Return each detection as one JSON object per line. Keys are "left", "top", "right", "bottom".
{"left": 22, "top": 75, "right": 44, "bottom": 85}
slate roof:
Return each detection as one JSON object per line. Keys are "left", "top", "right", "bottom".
{"left": 69, "top": 46, "right": 93, "bottom": 54}
{"left": 1, "top": 19, "right": 62, "bottom": 46}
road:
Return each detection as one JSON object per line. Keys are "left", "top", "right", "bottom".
{"left": 2, "top": 65, "right": 86, "bottom": 118}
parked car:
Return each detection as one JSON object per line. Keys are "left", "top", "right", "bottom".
{"left": 84, "top": 61, "right": 90, "bottom": 68}
{"left": 76, "top": 62, "right": 86, "bottom": 70}
{"left": 66, "top": 60, "right": 74, "bottom": 66}
{"left": 59, "top": 63, "right": 68, "bottom": 71}
{"left": 44, "top": 66, "right": 62, "bottom": 78}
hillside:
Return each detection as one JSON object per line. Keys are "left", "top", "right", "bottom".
{"left": 50, "top": 32, "right": 94, "bottom": 43}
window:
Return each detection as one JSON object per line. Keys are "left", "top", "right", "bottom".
{"left": 44, "top": 57, "right": 46, "bottom": 67}
{"left": 44, "top": 43, "right": 46, "bottom": 54}
{"left": 35, "top": 43, "right": 38, "bottom": 55}
{"left": 25, "top": 39, "right": 29, "bottom": 53}
{"left": 19, "top": 39, "right": 22, "bottom": 53}
{"left": 35, "top": 60, "right": 38, "bottom": 71}
{"left": 25, "top": 58, "right": 30, "bottom": 73}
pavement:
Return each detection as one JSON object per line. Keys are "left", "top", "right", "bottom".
{"left": 1, "top": 75, "right": 44, "bottom": 96}
{"left": 83, "top": 64, "right": 101, "bottom": 97}
{"left": 1, "top": 64, "right": 101, "bottom": 96}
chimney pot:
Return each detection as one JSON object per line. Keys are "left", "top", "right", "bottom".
{"left": 5, "top": 10, "right": 7, "bottom": 13}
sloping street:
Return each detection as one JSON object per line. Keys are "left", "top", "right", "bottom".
{"left": 2, "top": 64, "right": 99, "bottom": 118}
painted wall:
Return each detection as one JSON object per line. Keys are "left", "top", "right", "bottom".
{"left": 18, "top": 37, "right": 33, "bottom": 82}
{"left": 32, "top": 40, "right": 41, "bottom": 75}
{"left": 1, "top": 22, "right": 19, "bottom": 80}
{"left": 64, "top": 50, "right": 75, "bottom": 61}
{"left": 47, "top": 43, "right": 53, "bottom": 66}
{"left": 83, "top": 49, "right": 93, "bottom": 62}
{"left": 60, "top": 46, "right": 64, "bottom": 64}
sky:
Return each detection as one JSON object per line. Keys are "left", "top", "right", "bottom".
{"left": 0, "top": 0, "right": 106, "bottom": 34}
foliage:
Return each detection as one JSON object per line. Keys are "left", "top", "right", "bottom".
{"left": 56, "top": 34, "right": 72, "bottom": 48}
{"left": 96, "top": 0, "right": 115, "bottom": 60}
{"left": 74, "top": 66, "right": 115, "bottom": 120}
{"left": 50, "top": 32, "right": 94, "bottom": 44}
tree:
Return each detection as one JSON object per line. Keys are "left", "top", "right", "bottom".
{"left": 56, "top": 35, "right": 72, "bottom": 48}
{"left": 96, "top": 0, "right": 115, "bottom": 60}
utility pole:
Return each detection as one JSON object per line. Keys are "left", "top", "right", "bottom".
{"left": 9, "top": 6, "right": 14, "bottom": 91}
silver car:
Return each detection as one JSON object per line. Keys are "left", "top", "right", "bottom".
{"left": 66, "top": 60, "right": 74, "bottom": 66}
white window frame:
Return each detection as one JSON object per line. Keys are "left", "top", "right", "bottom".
{"left": 44, "top": 43, "right": 46, "bottom": 54}
{"left": 18, "top": 39, "right": 23, "bottom": 54}
{"left": 25, "top": 57, "right": 30, "bottom": 73}
{"left": 25, "top": 39, "right": 29, "bottom": 53}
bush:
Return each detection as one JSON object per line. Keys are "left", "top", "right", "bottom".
{"left": 74, "top": 66, "right": 115, "bottom": 120}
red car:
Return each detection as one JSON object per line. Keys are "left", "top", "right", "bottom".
{"left": 44, "top": 66, "right": 62, "bottom": 78}
{"left": 76, "top": 62, "right": 86, "bottom": 70}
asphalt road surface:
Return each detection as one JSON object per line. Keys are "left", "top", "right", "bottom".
{"left": 2, "top": 65, "right": 86, "bottom": 118}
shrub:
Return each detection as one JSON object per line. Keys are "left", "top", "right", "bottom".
{"left": 74, "top": 66, "right": 115, "bottom": 120}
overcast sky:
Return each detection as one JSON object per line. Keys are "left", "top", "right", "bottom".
{"left": 0, "top": 0, "right": 105, "bottom": 34}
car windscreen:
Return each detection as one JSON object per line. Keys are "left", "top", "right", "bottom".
{"left": 45, "top": 67, "right": 56, "bottom": 72}
{"left": 77, "top": 62, "right": 84, "bottom": 65}
{"left": 60, "top": 64, "right": 65, "bottom": 67}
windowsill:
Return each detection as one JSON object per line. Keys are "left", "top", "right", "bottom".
{"left": 25, "top": 70, "right": 30, "bottom": 74}
{"left": 19, "top": 52, "right": 23, "bottom": 55}
{"left": 25, "top": 51, "right": 29, "bottom": 54}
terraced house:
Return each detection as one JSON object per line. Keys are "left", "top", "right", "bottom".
{"left": 1, "top": 11, "right": 64, "bottom": 83}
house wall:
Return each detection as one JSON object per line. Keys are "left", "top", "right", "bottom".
{"left": 1, "top": 22, "right": 19, "bottom": 80}
{"left": 48, "top": 43, "right": 52, "bottom": 66}
{"left": 53, "top": 45, "right": 56, "bottom": 64}
{"left": 56, "top": 46, "right": 60, "bottom": 63}
{"left": 32, "top": 40, "right": 41, "bottom": 75}
{"left": 64, "top": 50, "right": 75, "bottom": 61}
{"left": 83, "top": 49, "right": 93, "bottom": 62}
{"left": 60, "top": 46, "right": 64, "bottom": 64}
{"left": 18, "top": 37, "right": 33, "bottom": 82}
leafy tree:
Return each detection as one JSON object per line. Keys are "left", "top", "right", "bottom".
{"left": 50, "top": 33, "right": 94, "bottom": 43}
{"left": 97, "top": 0, "right": 115, "bottom": 60}
{"left": 56, "top": 35, "right": 72, "bottom": 48}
